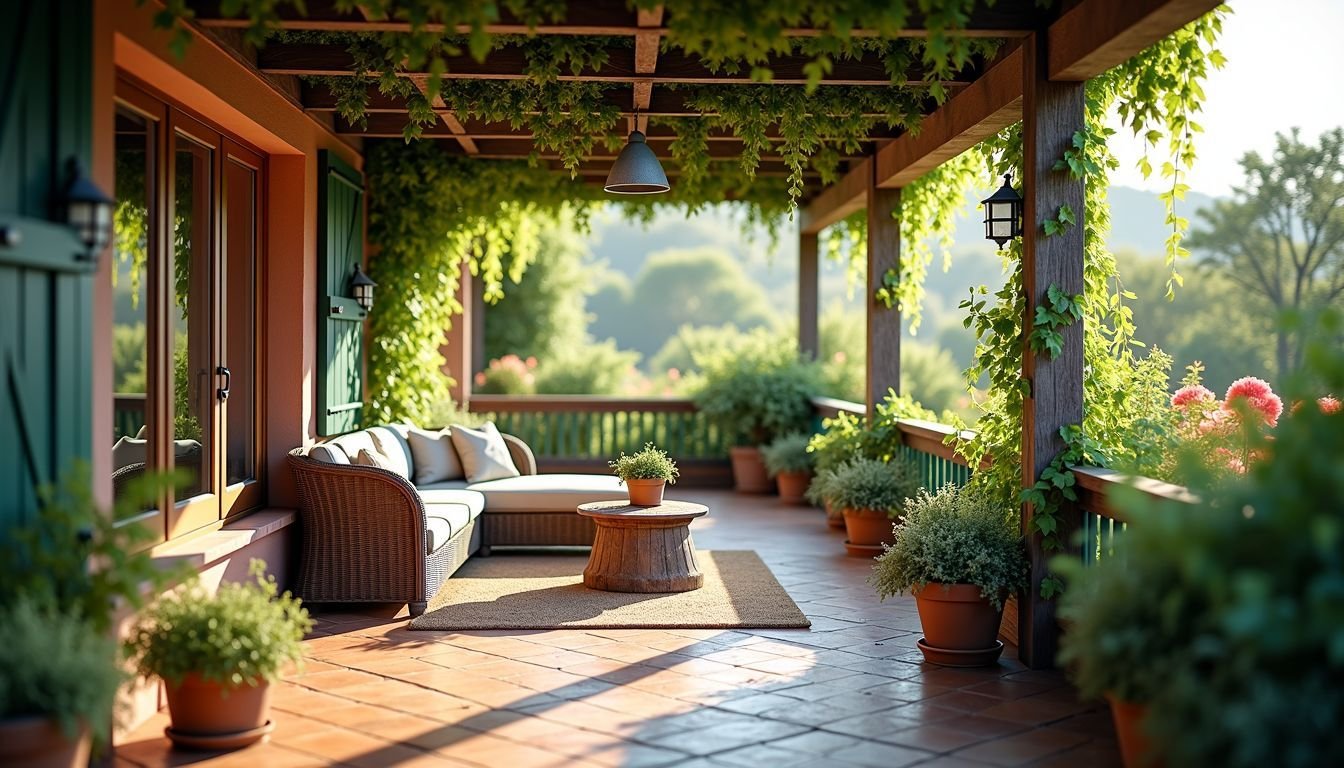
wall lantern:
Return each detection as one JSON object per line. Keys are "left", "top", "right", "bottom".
{"left": 604, "top": 130, "right": 670, "bottom": 195}
{"left": 351, "top": 264, "right": 376, "bottom": 311}
{"left": 981, "top": 173, "right": 1023, "bottom": 247}
{"left": 64, "top": 160, "right": 114, "bottom": 261}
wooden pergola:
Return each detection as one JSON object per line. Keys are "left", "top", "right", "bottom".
{"left": 190, "top": 0, "right": 1219, "bottom": 668}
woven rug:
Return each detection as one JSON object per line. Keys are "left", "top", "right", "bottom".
{"left": 409, "top": 550, "right": 810, "bottom": 630}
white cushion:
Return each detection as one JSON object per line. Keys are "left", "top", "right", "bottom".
{"left": 466, "top": 473, "right": 628, "bottom": 513}
{"left": 353, "top": 448, "right": 395, "bottom": 472}
{"left": 309, "top": 445, "right": 349, "bottom": 465}
{"left": 367, "top": 426, "right": 414, "bottom": 480}
{"left": 424, "top": 503, "right": 476, "bottom": 553}
{"left": 417, "top": 480, "right": 470, "bottom": 491}
{"left": 112, "top": 437, "right": 202, "bottom": 471}
{"left": 450, "top": 422, "right": 521, "bottom": 483}
{"left": 418, "top": 488, "right": 485, "bottom": 517}
{"left": 407, "top": 427, "right": 465, "bottom": 485}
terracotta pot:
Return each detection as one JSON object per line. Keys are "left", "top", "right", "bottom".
{"left": 165, "top": 674, "right": 272, "bottom": 736}
{"left": 912, "top": 583, "right": 1004, "bottom": 651}
{"left": 729, "top": 446, "right": 774, "bottom": 494}
{"left": 775, "top": 471, "right": 812, "bottom": 505}
{"left": 1106, "top": 694, "right": 1161, "bottom": 768}
{"left": 842, "top": 507, "right": 896, "bottom": 547}
{"left": 625, "top": 478, "right": 666, "bottom": 506}
{"left": 0, "top": 717, "right": 90, "bottom": 768}
{"left": 825, "top": 500, "right": 845, "bottom": 529}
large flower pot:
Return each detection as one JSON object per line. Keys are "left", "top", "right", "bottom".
{"left": 775, "top": 471, "right": 812, "bottom": 505}
{"left": 0, "top": 717, "right": 90, "bottom": 768}
{"left": 165, "top": 674, "right": 273, "bottom": 749}
{"left": 1106, "top": 694, "right": 1161, "bottom": 768}
{"left": 912, "top": 583, "right": 1005, "bottom": 666}
{"left": 729, "top": 446, "right": 773, "bottom": 494}
{"left": 842, "top": 507, "right": 896, "bottom": 556}
{"left": 825, "top": 500, "right": 845, "bottom": 529}
{"left": 625, "top": 478, "right": 666, "bottom": 506}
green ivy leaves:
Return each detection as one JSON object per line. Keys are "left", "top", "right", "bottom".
{"left": 1029, "top": 284, "right": 1083, "bottom": 359}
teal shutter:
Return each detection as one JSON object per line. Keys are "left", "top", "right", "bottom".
{"left": 317, "top": 151, "right": 367, "bottom": 436}
{"left": 0, "top": 1, "right": 95, "bottom": 528}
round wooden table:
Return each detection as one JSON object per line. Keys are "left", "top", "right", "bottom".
{"left": 576, "top": 500, "right": 709, "bottom": 593}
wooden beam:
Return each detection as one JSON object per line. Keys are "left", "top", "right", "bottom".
{"left": 1018, "top": 33, "right": 1086, "bottom": 671}
{"left": 407, "top": 75, "right": 478, "bottom": 154}
{"left": 874, "top": 43, "right": 1023, "bottom": 188}
{"left": 1049, "top": 0, "right": 1220, "bottom": 80}
{"left": 332, "top": 112, "right": 902, "bottom": 141}
{"left": 633, "top": 5, "right": 663, "bottom": 133}
{"left": 258, "top": 43, "right": 972, "bottom": 87}
{"left": 799, "top": 158, "right": 870, "bottom": 234}
{"left": 799, "top": 231, "right": 820, "bottom": 360}
{"left": 866, "top": 180, "right": 901, "bottom": 418}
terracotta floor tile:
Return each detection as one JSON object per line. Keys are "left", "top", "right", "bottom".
{"left": 826, "top": 739, "right": 934, "bottom": 768}
{"left": 952, "top": 727, "right": 1090, "bottom": 766}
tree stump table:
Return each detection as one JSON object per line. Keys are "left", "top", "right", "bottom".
{"left": 576, "top": 500, "right": 709, "bottom": 593}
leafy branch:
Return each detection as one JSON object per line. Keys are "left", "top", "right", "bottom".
{"left": 1029, "top": 284, "right": 1083, "bottom": 359}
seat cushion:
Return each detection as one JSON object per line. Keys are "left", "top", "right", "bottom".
{"left": 466, "top": 474, "right": 628, "bottom": 513}
{"left": 424, "top": 502, "right": 475, "bottom": 554}
{"left": 418, "top": 488, "right": 486, "bottom": 517}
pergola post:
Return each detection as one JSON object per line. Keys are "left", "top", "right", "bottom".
{"left": 798, "top": 231, "right": 819, "bottom": 360}
{"left": 1018, "top": 32, "right": 1086, "bottom": 669}
{"left": 441, "top": 268, "right": 474, "bottom": 405}
{"left": 471, "top": 275, "right": 486, "bottom": 377}
{"left": 866, "top": 181, "right": 901, "bottom": 418}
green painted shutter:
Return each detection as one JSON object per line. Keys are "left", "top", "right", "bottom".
{"left": 0, "top": 1, "right": 95, "bottom": 529}
{"left": 317, "top": 151, "right": 367, "bottom": 436}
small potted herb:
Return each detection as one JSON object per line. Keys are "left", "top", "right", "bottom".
{"left": 827, "top": 458, "right": 921, "bottom": 554}
{"left": 762, "top": 433, "right": 815, "bottom": 505}
{"left": 872, "top": 483, "right": 1027, "bottom": 666}
{"left": 126, "top": 560, "right": 312, "bottom": 749}
{"left": 0, "top": 599, "right": 122, "bottom": 768}
{"left": 609, "top": 443, "right": 680, "bottom": 506}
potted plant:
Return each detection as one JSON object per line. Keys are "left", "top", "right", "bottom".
{"left": 872, "top": 483, "right": 1027, "bottom": 666}
{"left": 610, "top": 442, "right": 680, "bottom": 506}
{"left": 126, "top": 559, "right": 312, "bottom": 749}
{"left": 761, "top": 433, "right": 815, "bottom": 504}
{"left": 694, "top": 352, "right": 819, "bottom": 494}
{"left": 827, "top": 457, "right": 921, "bottom": 555}
{"left": 0, "top": 599, "right": 122, "bottom": 768}
{"left": 804, "top": 467, "right": 845, "bottom": 528}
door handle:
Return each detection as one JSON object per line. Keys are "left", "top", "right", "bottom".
{"left": 216, "top": 366, "right": 231, "bottom": 401}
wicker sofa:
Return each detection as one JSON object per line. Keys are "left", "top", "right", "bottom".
{"left": 287, "top": 425, "right": 625, "bottom": 615}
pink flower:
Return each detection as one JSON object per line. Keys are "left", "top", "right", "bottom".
{"left": 833, "top": 351, "right": 847, "bottom": 364}
{"left": 525, "top": 356, "right": 538, "bottom": 369}
{"left": 666, "top": 368, "right": 681, "bottom": 381}
{"left": 1171, "top": 384, "right": 1216, "bottom": 409}
{"left": 474, "top": 372, "right": 486, "bottom": 386}
{"left": 1320, "top": 396, "right": 1341, "bottom": 415}
{"left": 1198, "top": 408, "right": 1232, "bottom": 436}
{"left": 1224, "top": 377, "right": 1283, "bottom": 427}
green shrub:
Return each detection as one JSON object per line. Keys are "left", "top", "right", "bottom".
{"left": 825, "top": 458, "right": 920, "bottom": 517}
{"left": 127, "top": 560, "right": 312, "bottom": 688}
{"left": 692, "top": 343, "right": 820, "bottom": 445}
{"left": 534, "top": 339, "right": 641, "bottom": 395}
{"left": 871, "top": 483, "right": 1026, "bottom": 610}
{"left": 0, "top": 598, "right": 123, "bottom": 743}
{"left": 804, "top": 466, "right": 839, "bottom": 507}
{"left": 421, "top": 400, "right": 490, "bottom": 430}
{"left": 807, "top": 411, "right": 867, "bottom": 475}
{"left": 609, "top": 443, "right": 679, "bottom": 484}
{"left": 762, "top": 433, "right": 815, "bottom": 475}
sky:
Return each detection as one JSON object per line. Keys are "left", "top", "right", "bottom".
{"left": 1108, "top": 0, "right": 1344, "bottom": 196}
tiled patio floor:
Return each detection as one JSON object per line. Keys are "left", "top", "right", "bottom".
{"left": 116, "top": 490, "right": 1121, "bottom": 768}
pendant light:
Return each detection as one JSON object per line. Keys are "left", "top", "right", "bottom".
{"left": 604, "top": 116, "right": 670, "bottom": 195}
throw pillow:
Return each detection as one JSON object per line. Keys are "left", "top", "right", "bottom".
{"left": 406, "top": 427, "right": 465, "bottom": 485}
{"left": 353, "top": 448, "right": 395, "bottom": 472}
{"left": 449, "top": 422, "right": 521, "bottom": 483}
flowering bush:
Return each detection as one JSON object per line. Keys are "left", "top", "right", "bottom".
{"left": 474, "top": 355, "right": 536, "bottom": 395}
{"left": 1168, "top": 364, "right": 1281, "bottom": 477}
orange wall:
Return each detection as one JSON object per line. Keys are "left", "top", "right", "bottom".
{"left": 92, "top": 0, "right": 363, "bottom": 509}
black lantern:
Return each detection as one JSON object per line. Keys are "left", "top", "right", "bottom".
{"left": 351, "top": 264, "right": 376, "bottom": 311}
{"left": 64, "top": 160, "right": 114, "bottom": 261}
{"left": 981, "top": 173, "right": 1023, "bottom": 247}
{"left": 604, "top": 130, "right": 670, "bottom": 195}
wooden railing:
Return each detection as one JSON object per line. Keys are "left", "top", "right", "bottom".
{"left": 809, "top": 397, "right": 977, "bottom": 492}
{"left": 465, "top": 395, "right": 732, "bottom": 485}
{"left": 114, "top": 393, "right": 146, "bottom": 440}
{"left": 1073, "top": 466, "right": 1198, "bottom": 566}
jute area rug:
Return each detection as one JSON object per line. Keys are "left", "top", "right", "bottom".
{"left": 409, "top": 550, "right": 810, "bottom": 631}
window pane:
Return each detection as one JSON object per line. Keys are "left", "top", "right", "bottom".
{"left": 173, "top": 134, "right": 212, "bottom": 499}
{"left": 224, "top": 158, "right": 256, "bottom": 487}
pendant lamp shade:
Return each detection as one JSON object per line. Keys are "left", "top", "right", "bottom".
{"left": 604, "top": 131, "right": 670, "bottom": 194}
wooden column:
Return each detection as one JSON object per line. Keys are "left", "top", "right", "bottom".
{"left": 865, "top": 182, "right": 901, "bottom": 417}
{"left": 1018, "top": 32, "right": 1086, "bottom": 670}
{"left": 440, "top": 268, "right": 474, "bottom": 405}
{"left": 470, "top": 274, "right": 486, "bottom": 375}
{"left": 799, "top": 231, "right": 820, "bottom": 360}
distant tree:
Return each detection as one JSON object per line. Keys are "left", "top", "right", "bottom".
{"left": 1189, "top": 128, "right": 1344, "bottom": 378}
{"left": 534, "top": 340, "right": 641, "bottom": 395}
{"left": 585, "top": 269, "right": 634, "bottom": 347}
{"left": 483, "top": 226, "right": 592, "bottom": 362}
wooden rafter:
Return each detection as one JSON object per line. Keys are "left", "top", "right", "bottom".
{"left": 406, "top": 75, "right": 478, "bottom": 154}
{"left": 632, "top": 5, "right": 663, "bottom": 133}
{"left": 1048, "top": 0, "right": 1220, "bottom": 80}
{"left": 332, "top": 113, "right": 904, "bottom": 142}
{"left": 799, "top": 158, "right": 872, "bottom": 234}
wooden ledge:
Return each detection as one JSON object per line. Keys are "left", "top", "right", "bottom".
{"left": 150, "top": 509, "right": 297, "bottom": 572}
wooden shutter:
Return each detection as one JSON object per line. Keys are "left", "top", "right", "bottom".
{"left": 316, "top": 151, "right": 367, "bottom": 436}
{"left": 0, "top": 1, "right": 94, "bottom": 528}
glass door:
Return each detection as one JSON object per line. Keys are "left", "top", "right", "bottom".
{"left": 221, "top": 140, "right": 264, "bottom": 517}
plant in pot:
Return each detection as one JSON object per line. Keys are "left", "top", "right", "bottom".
{"left": 872, "top": 483, "right": 1027, "bottom": 667}
{"left": 806, "top": 411, "right": 871, "bottom": 527}
{"left": 827, "top": 457, "right": 921, "bottom": 556}
{"left": 0, "top": 599, "right": 123, "bottom": 768}
{"left": 761, "top": 433, "right": 815, "bottom": 504}
{"left": 694, "top": 350, "right": 819, "bottom": 494}
{"left": 0, "top": 466, "right": 177, "bottom": 766}
{"left": 126, "top": 559, "right": 312, "bottom": 750}
{"left": 610, "top": 442, "right": 680, "bottom": 506}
